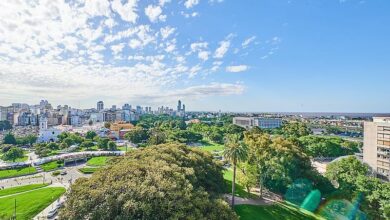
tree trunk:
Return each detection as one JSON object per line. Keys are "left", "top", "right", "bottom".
{"left": 232, "top": 161, "right": 236, "bottom": 207}
{"left": 259, "top": 176, "right": 263, "bottom": 198}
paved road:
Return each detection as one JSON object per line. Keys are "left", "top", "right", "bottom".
{"left": 0, "top": 163, "right": 89, "bottom": 190}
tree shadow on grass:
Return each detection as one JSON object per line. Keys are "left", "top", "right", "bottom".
{"left": 234, "top": 203, "right": 320, "bottom": 220}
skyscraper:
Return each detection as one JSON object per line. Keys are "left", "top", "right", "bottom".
{"left": 97, "top": 101, "right": 104, "bottom": 111}
{"left": 177, "top": 100, "right": 182, "bottom": 112}
{"left": 122, "top": 103, "right": 131, "bottom": 110}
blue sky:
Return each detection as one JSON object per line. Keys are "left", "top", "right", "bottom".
{"left": 0, "top": 0, "right": 389, "bottom": 112}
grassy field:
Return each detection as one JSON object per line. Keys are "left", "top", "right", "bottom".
{"left": 79, "top": 167, "right": 99, "bottom": 174}
{"left": 235, "top": 203, "right": 322, "bottom": 220}
{"left": 0, "top": 167, "right": 37, "bottom": 179}
{"left": 3, "top": 155, "right": 29, "bottom": 163}
{"left": 41, "top": 160, "right": 64, "bottom": 172}
{"left": 0, "top": 184, "right": 48, "bottom": 197}
{"left": 199, "top": 140, "right": 224, "bottom": 152}
{"left": 87, "top": 156, "right": 109, "bottom": 166}
{"left": 118, "top": 146, "right": 133, "bottom": 152}
{"left": 0, "top": 187, "right": 65, "bottom": 219}
{"left": 223, "top": 169, "right": 254, "bottom": 198}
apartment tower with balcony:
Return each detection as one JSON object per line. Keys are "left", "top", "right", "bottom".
{"left": 363, "top": 117, "right": 390, "bottom": 181}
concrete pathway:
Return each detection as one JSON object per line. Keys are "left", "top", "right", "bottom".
{"left": 0, "top": 150, "right": 124, "bottom": 169}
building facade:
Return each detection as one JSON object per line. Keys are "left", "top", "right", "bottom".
{"left": 363, "top": 117, "right": 390, "bottom": 181}
{"left": 233, "top": 117, "right": 282, "bottom": 129}
{"left": 97, "top": 101, "right": 104, "bottom": 111}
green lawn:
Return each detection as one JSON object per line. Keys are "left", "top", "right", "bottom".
{"left": 199, "top": 140, "right": 224, "bottom": 152}
{"left": 40, "top": 160, "right": 64, "bottom": 172}
{"left": 87, "top": 156, "right": 109, "bottom": 166}
{"left": 0, "top": 187, "right": 65, "bottom": 219}
{"left": 0, "top": 167, "right": 37, "bottom": 179}
{"left": 118, "top": 146, "right": 132, "bottom": 152}
{"left": 79, "top": 167, "right": 99, "bottom": 174}
{"left": 3, "top": 155, "right": 29, "bottom": 163}
{"left": 223, "top": 169, "right": 254, "bottom": 198}
{"left": 0, "top": 184, "right": 48, "bottom": 197}
{"left": 235, "top": 203, "right": 322, "bottom": 220}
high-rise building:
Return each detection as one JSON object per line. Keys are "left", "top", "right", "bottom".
{"left": 97, "top": 101, "right": 104, "bottom": 111}
{"left": 122, "top": 103, "right": 131, "bottom": 110}
{"left": 136, "top": 106, "right": 142, "bottom": 114}
{"left": 177, "top": 100, "right": 182, "bottom": 112}
{"left": 364, "top": 117, "right": 390, "bottom": 181}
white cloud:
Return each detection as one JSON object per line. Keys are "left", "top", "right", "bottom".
{"left": 214, "top": 40, "right": 230, "bottom": 58}
{"left": 111, "top": 43, "right": 125, "bottom": 55}
{"left": 159, "top": 0, "right": 171, "bottom": 6}
{"left": 191, "top": 42, "right": 208, "bottom": 51}
{"left": 145, "top": 5, "right": 163, "bottom": 23}
{"left": 226, "top": 65, "right": 248, "bottom": 73}
{"left": 184, "top": 0, "right": 200, "bottom": 8}
{"left": 165, "top": 45, "right": 176, "bottom": 53}
{"left": 104, "top": 18, "right": 116, "bottom": 28}
{"left": 0, "top": 0, "right": 251, "bottom": 107}
{"left": 181, "top": 11, "right": 199, "bottom": 18}
{"left": 242, "top": 36, "right": 256, "bottom": 48}
{"left": 160, "top": 26, "right": 175, "bottom": 39}
{"left": 198, "top": 51, "right": 210, "bottom": 61}
{"left": 174, "top": 83, "right": 244, "bottom": 97}
{"left": 111, "top": 0, "right": 138, "bottom": 23}
{"left": 84, "top": 0, "right": 111, "bottom": 17}
{"left": 129, "top": 39, "right": 142, "bottom": 49}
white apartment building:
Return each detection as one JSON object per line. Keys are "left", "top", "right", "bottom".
{"left": 363, "top": 117, "right": 390, "bottom": 181}
{"left": 233, "top": 117, "right": 282, "bottom": 129}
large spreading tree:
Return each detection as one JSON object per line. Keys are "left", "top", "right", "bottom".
{"left": 2, "top": 147, "right": 24, "bottom": 162}
{"left": 59, "top": 144, "right": 237, "bottom": 220}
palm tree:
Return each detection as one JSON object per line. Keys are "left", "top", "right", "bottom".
{"left": 223, "top": 134, "right": 248, "bottom": 207}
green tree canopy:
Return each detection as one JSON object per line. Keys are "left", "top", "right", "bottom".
{"left": 107, "top": 141, "right": 117, "bottom": 151}
{"left": 97, "top": 137, "right": 110, "bottom": 150}
{"left": 85, "top": 131, "right": 97, "bottom": 140}
{"left": 124, "top": 127, "right": 148, "bottom": 144}
{"left": 59, "top": 144, "right": 237, "bottom": 220}
{"left": 0, "top": 120, "right": 12, "bottom": 130}
{"left": 298, "top": 136, "right": 360, "bottom": 158}
{"left": 167, "top": 130, "right": 203, "bottom": 143}
{"left": 325, "top": 156, "right": 369, "bottom": 194}
{"left": 244, "top": 131, "right": 321, "bottom": 194}
{"left": 2, "top": 147, "right": 24, "bottom": 162}
{"left": 281, "top": 121, "right": 312, "bottom": 138}
{"left": 3, "top": 133, "right": 16, "bottom": 145}
{"left": 80, "top": 141, "right": 94, "bottom": 149}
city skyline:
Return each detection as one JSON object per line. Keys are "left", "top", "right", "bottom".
{"left": 0, "top": 0, "right": 389, "bottom": 112}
